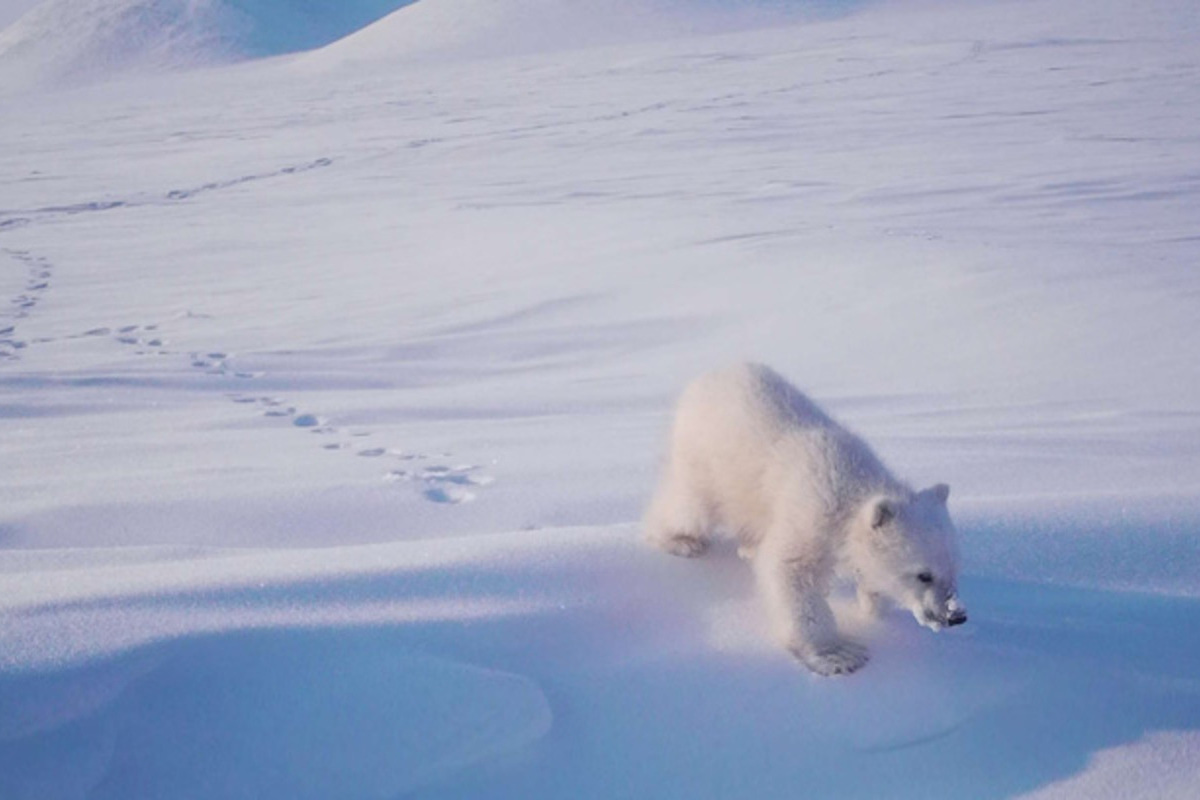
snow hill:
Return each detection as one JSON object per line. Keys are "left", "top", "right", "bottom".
{"left": 305, "top": 0, "right": 840, "bottom": 66}
{"left": 0, "top": 0, "right": 859, "bottom": 89}
{"left": 2, "top": 0, "right": 1200, "bottom": 797}
{"left": 0, "top": 0, "right": 415, "bottom": 88}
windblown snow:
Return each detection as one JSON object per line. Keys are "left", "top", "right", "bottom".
{"left": 2, "top": 0, "right": 1200, "bottom": 797}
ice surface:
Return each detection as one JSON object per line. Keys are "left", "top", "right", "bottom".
{"left": 2, "top": 0, "right": 1200, "bottom": 796}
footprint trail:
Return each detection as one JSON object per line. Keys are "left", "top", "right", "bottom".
{"left": 0, "top": 248, "right": 54, "bottom": 361}
{"left": 0, "top": 257, "right": 496, "bottom": 504}
{"left": 385, "top": 463, "right": 496, "bottom": 505}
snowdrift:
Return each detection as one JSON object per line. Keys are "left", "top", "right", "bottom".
{"left": 0, "top": 0, "right": 415, "bottom": 89}
{"left": 3, "top": 528, "right": 1200, "bottom": 799}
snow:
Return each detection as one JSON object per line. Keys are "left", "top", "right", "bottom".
{"left": 1017, "top": 732, "right": 1200, "bottom": 800}
{"left": 0, "top": 0, "right": 38, "bottom": 29}
{"left": 2, "top": 0, "right": 1200, "bottom": 796}
{"left": 303, "top": 0, "right": 855, "bottom": 66}
{"left": 0, "top": 0, "right": 415, "bottom": 90}
{"left": 4, "top": 529, "right": 1200, "bottom": 798}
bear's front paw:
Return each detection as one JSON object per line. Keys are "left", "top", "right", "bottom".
{"left": 791, "top": 639, "right": 869, "bottom": 677}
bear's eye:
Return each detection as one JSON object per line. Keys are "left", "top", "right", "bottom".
{"left": 917, "top": 572, "right": 934, "bottom": 585}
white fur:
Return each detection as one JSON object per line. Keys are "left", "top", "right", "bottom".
{"left": 645, "top": 363, "right": 965, "bottom": 676}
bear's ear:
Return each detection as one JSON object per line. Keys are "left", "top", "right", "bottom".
{"left": 870, "top": 497, "right": 896, "bottom": 529}
{"left": 930, "top": 483, "right": 950, "bottom": 504}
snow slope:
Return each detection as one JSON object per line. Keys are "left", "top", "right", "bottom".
{"left": 0, "top": 0, "right": 415, "bottom": 89}
{"left": 0, "top": 0, "right": 857, "bottom": 91}
{"left": 4, "top": 529, "right": 1200, "bottom": 799}
{"left": 305, "top": 0, "right": 862, "bottom": 66}
{"left": 2, "top": 0, "right": 1200, "bottom": 796}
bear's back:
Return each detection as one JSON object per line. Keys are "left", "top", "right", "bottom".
{"left": 673, "top": 364, "right": 897, "bottom": 522}
{"left": 678, "top": 363, "right": 836, "bottom": 438}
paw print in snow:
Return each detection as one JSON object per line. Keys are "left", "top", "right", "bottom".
{"left": 385, "top": 463, "right": 495, "bottom": 504}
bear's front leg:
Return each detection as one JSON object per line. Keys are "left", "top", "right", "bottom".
{"left": 755, "top": 547, "right": 869, "bottom": 676}
{"left": 786, "top": 592, "right": 870, "bottom": 677}
{"left": 857, "top": 586, "right": 888, "bottom": 619}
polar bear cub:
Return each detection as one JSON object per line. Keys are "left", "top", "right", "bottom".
{"left": 645, "top": 363, "right": 967, "bottom": 676}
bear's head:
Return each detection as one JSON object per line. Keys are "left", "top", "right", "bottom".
{"left": 852, "top": 484, "right": 967, "bottom": 631}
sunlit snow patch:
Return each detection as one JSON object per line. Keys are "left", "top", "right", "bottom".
{"left": 0, "top": 0, "right": 415, "bottom": 89}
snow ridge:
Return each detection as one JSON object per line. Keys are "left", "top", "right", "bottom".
{"left": 0, "top": 0, "right": 864, "bottom": 89}
{"left": 307, "top": 0, "right": 859, "bottom": 66}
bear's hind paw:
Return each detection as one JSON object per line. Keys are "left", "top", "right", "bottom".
{"left": 656, "top": 533, "right": 710, "bottom": 558}
{"left": 792, "top": 640, "right": 869, "bottom": 677}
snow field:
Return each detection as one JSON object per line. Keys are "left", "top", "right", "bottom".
{"left": 3, "top": 528, "right": 1200, "bottom": 798}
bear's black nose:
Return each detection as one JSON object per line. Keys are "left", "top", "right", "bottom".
{"left": 947, "top": 610, "right": 968, "bottom": 627}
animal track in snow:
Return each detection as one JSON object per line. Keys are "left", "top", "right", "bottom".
{"left": 1, "top": 248, "right": 54, "bottom": 361}
{"left": 229, "top": 395, "right": 297, "bottom": 417}
{"left": 384, "top": 463, "right": 495, "bottom": 505}
{"left": 0, "top": 273, "right": 494, "bottom": 504}
{"left": 165, "top": 158, "right": 333, "bottom": 202}
{"left": 248, "top": 404, "right": 493, "bottom": 504}
{"left": 0, "top": 158, "right": 336, "bottom": 230}
{"left": 0, "top": 252, "right": 483, "bottom": 501}
{"left": 31, "top": 321, "right": 176, "bottom": 361}
{"left": 190, "top": 351, "right": 258, "bottom": 379}
{"left": 106, "top": 324, "right": 169, "bottom": 355}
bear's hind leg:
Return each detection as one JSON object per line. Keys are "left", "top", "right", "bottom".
{"left": 644, "top": 464, "right": 715, "bottom": 558}
{"left": 736, "top": 528, "right": 764, "bottom": 561}
{"left": 658, "top": 533, "right": 710, "bottom": 558}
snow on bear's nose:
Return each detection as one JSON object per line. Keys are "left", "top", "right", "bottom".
{"left": 944, "top": 595, "right": 967, "bottom": 626}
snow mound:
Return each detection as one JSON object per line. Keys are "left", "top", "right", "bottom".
{"left": 0, "top": 0, "right": 414, "bottom": 89}
{"left": 2, "top": 527, "right": 1200, "bottom": 798}
{"left": 0, "top": 646, "right": 551, "bottom": 799}
{"left": 1019, "top": 732, "right": 1200, "bottom": 800}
